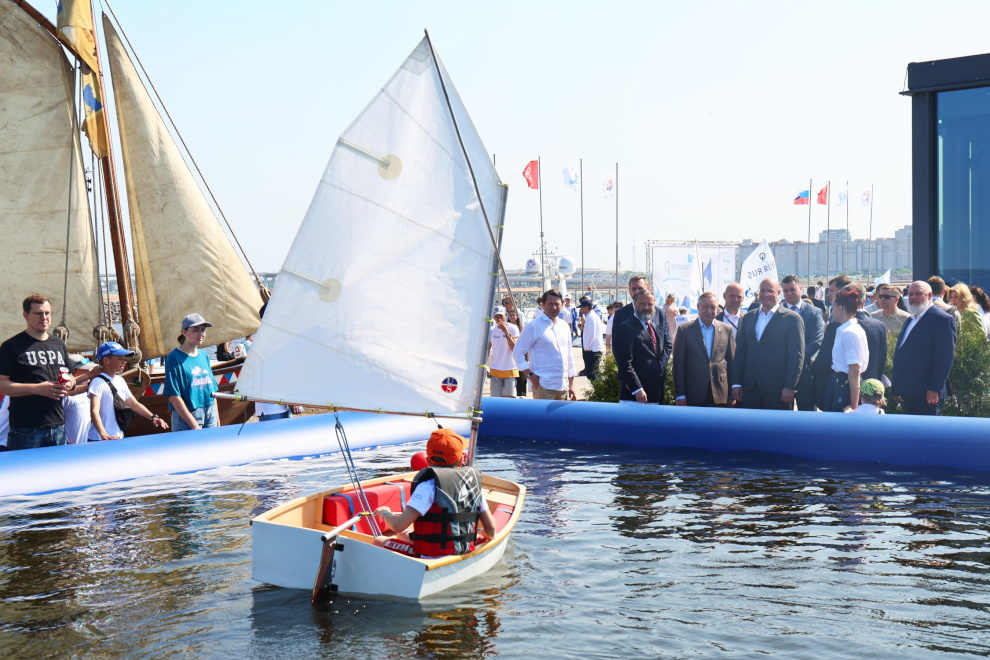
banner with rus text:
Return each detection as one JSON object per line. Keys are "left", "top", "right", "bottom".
{"left": 739, "top": 240, "right": 778, "bottom": 308}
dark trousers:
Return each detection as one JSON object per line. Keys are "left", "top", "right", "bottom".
{"left": 795, "top": 366, "right": 816, "bottom": 411}
{"left": 582, "top": 350, "right": 603, "bottom": 381}
{"left": 740, "top": 387, "right": 792, "bottom": 410}
{"left": 515, "top": 375, "right": 527, "bottom": 397}
{"left": 824, "top": 371, "right": 851, "bottom": 412}
{"left": 901, "top": 396, "right": 942, "bottom": 416}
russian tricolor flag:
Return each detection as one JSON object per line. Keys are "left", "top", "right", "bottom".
{"left": 793, "top": 190, "right": 810, "bottom": 205}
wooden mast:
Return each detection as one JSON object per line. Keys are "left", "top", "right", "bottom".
{"left": 15, "top": 0, "right": 136, "bottom": 340}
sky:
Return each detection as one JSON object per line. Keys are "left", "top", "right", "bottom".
{"left": 75, "top": 0, "right": 990, "bottom": 274}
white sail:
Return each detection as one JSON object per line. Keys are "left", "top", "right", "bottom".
{"left": 102, "top": 17, "right": 261, "bottom": 359}
{"left": 237, "top": 36, "right": 505, "bottom": 417}
{"left": 0, "top": 2, "right": 105, "bottom": 351}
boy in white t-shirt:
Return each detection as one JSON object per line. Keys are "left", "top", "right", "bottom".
{"left": 488, "top": 306, "right": 519, "bottom": 397}
{"left": 89, "top": 341, "right": 169, "bottom": 440}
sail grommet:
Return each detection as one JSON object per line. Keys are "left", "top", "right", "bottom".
{"left": 377, "top": 154, "right": 402, "bottom": 180}
{"left": 319, "top": 278, "right": 342, "bottom": 303}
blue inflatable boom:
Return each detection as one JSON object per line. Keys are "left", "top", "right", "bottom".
{"left": 1, "top": 397, "right": 988, "bottom": 497}
{"left": 479, "top": 398, "right": 990, "bottom": 474}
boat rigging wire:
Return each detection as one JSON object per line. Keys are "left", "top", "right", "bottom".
{"left": 102, "top": 0, "right": 270, "bottom": 298}
{"left": 333, "top": 412, "right": 383, "bottom": 537}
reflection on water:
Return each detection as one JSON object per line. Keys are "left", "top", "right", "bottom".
{"left": 2, "top": 441, "right": 990, "bottom": 657}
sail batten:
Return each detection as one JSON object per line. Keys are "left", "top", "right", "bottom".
{"left": 102, "top": 16, "right": 259, "bottom": 358}
{"left": 237, "top": 37, "right": 505, "bottom": 416}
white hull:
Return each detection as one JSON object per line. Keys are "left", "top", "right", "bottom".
{"left": 252, "top": 471, "right": 525, "bottom": 599}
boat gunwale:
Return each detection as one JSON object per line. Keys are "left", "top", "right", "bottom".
{"left": 252, "top": 469, "right": 525, "bottom": 571}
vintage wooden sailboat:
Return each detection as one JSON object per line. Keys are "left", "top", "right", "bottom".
{"left": 230, "top": 33, "right": 525, "bottom": 599}
{"left": 0, "top": 1, "right": 264, "bottom": 430}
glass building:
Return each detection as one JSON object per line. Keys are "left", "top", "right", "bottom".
{"left": 905, "top": 54, "right": 990, "bottom": 290}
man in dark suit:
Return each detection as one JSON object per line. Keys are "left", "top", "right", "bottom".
{"left": 845, "top": 283, "right": 888, "bottom": 382}
{"left": 613, "top": 290, "right": 672, "bottom": 403}
{"left": 731, "top": 277, "right": 805, "bottom": 410}
{"left": 612, "top": 274, "right": 649, "bottom": 326}
{"left": 672, "top": 291, "right": 735, "bottom": 406}
{"left": 892, "top": 281, "right": 956, "bottom": 415}
{"left": 780, "top": 275, "right": 824, "bottom": 411}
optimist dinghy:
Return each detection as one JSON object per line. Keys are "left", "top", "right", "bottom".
{"left": 227, "top": 32, "right": 525, "bottom": 600}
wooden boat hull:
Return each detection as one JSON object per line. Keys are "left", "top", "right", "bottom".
{"left": 252, "top": 471, "right": 525, "bottom": 599}
{"left": 123, "top": 358, "right": 254, "bottom": 436}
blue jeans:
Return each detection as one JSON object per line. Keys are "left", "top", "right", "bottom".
{"left": 8, "top": 425, "right": 66, "bottom": 450}
{"left": 171, "top": 403, "right": 219, "bottom": 432}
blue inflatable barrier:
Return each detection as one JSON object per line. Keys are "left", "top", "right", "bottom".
{"left": 0, "top": 413, "right": 470, "bottom": 497}
{"left": 478, "top": 397, "right": 990, "bottom": 473}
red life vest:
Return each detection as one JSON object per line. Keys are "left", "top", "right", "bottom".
{"left": 410, "top": 466, "right": 483, "bottom": 557}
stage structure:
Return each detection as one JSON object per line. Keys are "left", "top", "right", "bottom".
{"left": 645, "top": 240, "right": 737, "bottom": 312}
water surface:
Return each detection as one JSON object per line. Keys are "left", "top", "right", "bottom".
{"left": 2, "top": 440, "right": 989, "bottom": 658}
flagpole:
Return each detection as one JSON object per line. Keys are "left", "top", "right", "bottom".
{"left": 825, "top": 180, "right": 831, "bottom": 285}
{"left": 867, "top": 184, "right": 875, "bottom": 281}
{"left": 538, "top": 156, "right": 544, "bottom": 281}
{"left": 845, "top": 180, "right": 850, "bottom": 274}
{"left": 614, "top": 162, "right": 619, "bottom": 302}
{"left": 579, "top": 158, "right": 585, "bottom": 296}
{"left": 806, "top": 178, "right": 812, "bottom": 285}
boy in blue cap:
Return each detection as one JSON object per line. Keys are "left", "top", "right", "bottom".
{"left": 89, "top": 342, "right": 168, "bottom": 440}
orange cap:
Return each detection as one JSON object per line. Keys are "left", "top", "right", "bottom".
{"left": 426, "top": 428, "right": 465, "bottom": 467}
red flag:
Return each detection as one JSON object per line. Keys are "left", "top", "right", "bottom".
{"left": 523, "top": 160, "right": 539, "bottom": 189}
{"left": 816, "top": 184, "right": 828, "bottom": 205}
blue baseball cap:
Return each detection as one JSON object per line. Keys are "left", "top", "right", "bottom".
{"left": 96, "top": 341, "right": 135, "bottom": 362}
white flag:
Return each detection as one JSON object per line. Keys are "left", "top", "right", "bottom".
{"left": 562, "top": 166, "right": 580, "bottom": 190}
{"left": 874, "top": 269, "right": 891, "bottom": 286}
{"left": 603, "top": 176, "right": 615, "bottom": 199}
{"left": 861, "top": 189, "right": 872, "bottom": 206}
{"left": 739, "top": 240, "right": 778, "bottom": 308}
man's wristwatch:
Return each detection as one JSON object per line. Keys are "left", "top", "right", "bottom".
{"left": 151, "top": 414, "right": 160, "bottom": 420}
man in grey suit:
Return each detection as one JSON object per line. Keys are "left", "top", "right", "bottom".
{"left": 673, "top": 291, "right": 735, "bottom": 406}
{"left": 731, "top": 277, "right": 805, "bottom": 410}
{"left": 780, "top": 275, "right": 824, "bottom": 411}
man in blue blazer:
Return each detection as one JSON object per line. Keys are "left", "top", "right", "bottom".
{"left": 731, "top": 277, "right": 805, "bottom": 410}
{"left": 780, "top": 275, "right": 824, "bottom": 411}
{"left": 613, "top": 290, "right": 672, "bottom": 403}
{"left": 892, "top": 281, "right": 956, "bottom": 415}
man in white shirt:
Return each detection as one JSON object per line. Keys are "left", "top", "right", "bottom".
{"left": 579, "top": 300, "right": 604, "bottom": 381}
{"left": 513, "top": 289, "right": 577, "bottom": 400}
{"left": 716, "top": 283, "right": 745, "bottom": 337}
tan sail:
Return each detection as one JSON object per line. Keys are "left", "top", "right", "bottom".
{"left": 0, "top": 2, "right": 104, "bottom": 351}
{"left": 102, "top": 17, "right": 259, "bottom": 359}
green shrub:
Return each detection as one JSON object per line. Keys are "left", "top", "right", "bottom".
{"left": 582, "top": 352, "right": 676, "bottom": 404}
{"left": 944, "top": 323, "right": 990, "bottom": 417}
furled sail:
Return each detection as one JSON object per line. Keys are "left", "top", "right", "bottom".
{"left": 236, "top": 36, "right": 506, "bottom": 417}
{"left": 102, "top": 17, "right": 260, "bottom": 359}
{"left": 0, "top": 2, "right": 103, "bottom": 351}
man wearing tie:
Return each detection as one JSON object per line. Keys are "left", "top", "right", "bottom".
{"left": 892, "top": 281, "right": 956, "bottom": 415}
{"left": 731, "top": 277, "right": 805, "bottom": 410}
{"left": 613, "top": 290, "right": 672, "bottom": 403}
{"left": 780, "top": 275, "right": 824, "bottom": 411}
{"left": 672, "top": 291, "right": 735, "bottom": 406}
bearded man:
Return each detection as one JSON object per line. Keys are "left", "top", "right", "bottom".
{"left": 891, "top": 281, "right": 956, "bottom": 415}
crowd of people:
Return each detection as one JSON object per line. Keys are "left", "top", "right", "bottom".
{"left": 0, "top": 294, "right": 295, "bottom": 452}
{"left": 487, "top": 271, "right": 985, "bottom": 417}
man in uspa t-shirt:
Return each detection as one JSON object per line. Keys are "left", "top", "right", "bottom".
{"left": 0, "top": 294, "right": 75, "bottom": 450}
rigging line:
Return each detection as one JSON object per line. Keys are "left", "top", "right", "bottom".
{"left": 95, "top": 155, "right": 111, "bottom": 327}
{"left": 422, "top": 32, "right": 519, "bottom": 314}
{"left": 59, "top": 63, "right": 83, "bottom": 332}
{"left": 89, "top": 145, "right": 108, "bottom": 329}
{"left": 102, "top": 1, "right": 266, "bottom": 293}
{"left": 333, "top": 413, "right": 382, "bottom": 537}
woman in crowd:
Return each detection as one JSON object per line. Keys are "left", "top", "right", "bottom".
{"left": 949, "top": 282, "right": 985, "bottom": 335}
{"left": 968, "top": 285, "right": 990, "bottom": 336}
{"left": 662, "top": 293, "right": 678, "bottom": 330}
{"left": 164, "top": 313, "right": 220, "bottom": 431}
